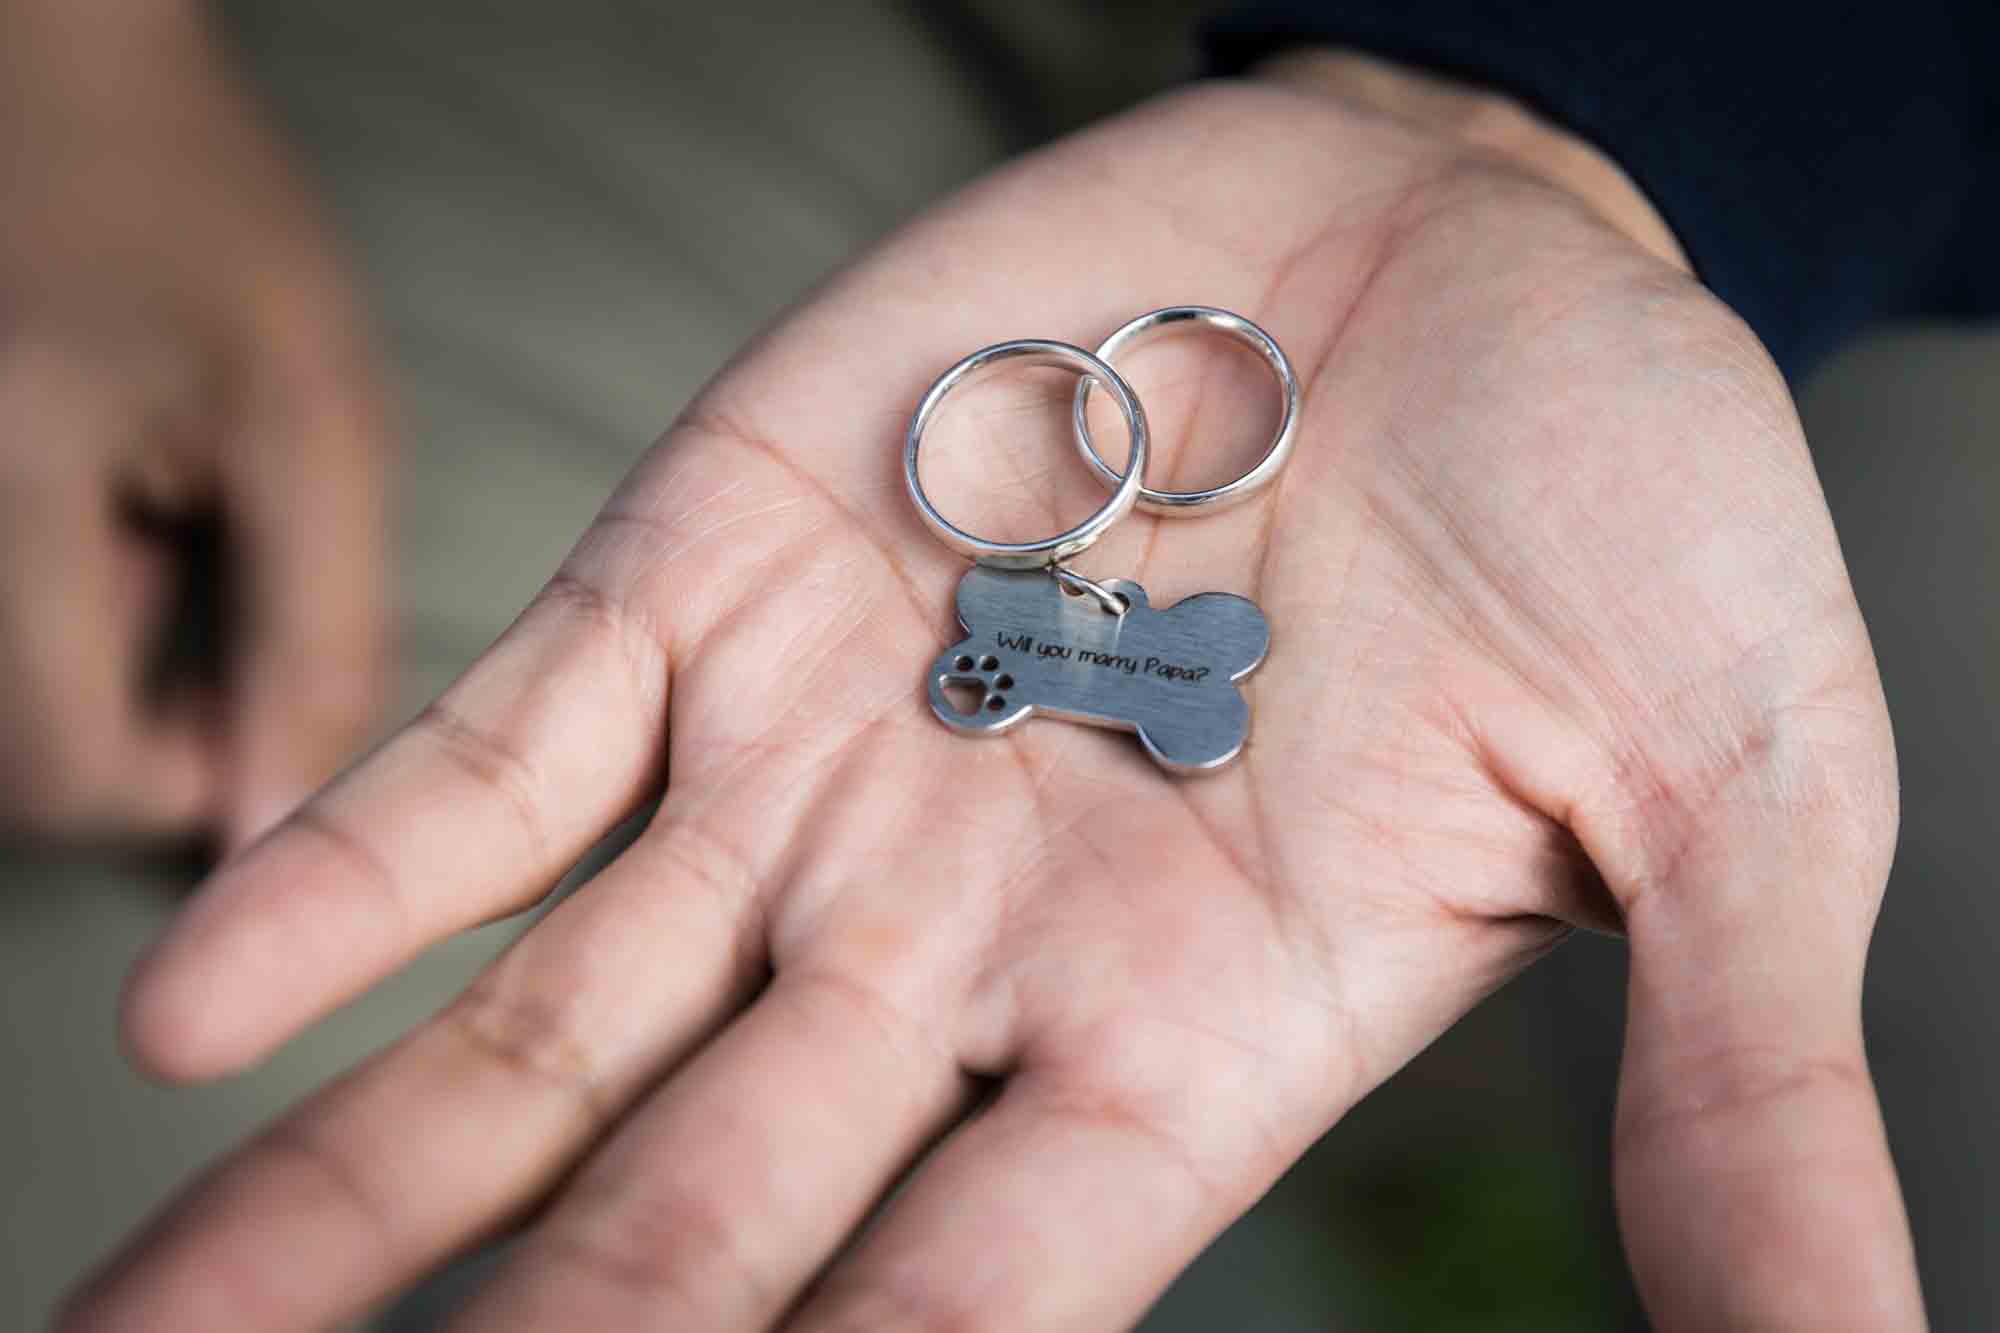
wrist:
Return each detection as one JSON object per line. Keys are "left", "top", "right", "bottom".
{"left": 1253, "top": 49, "right": 1688, "bottom": 274}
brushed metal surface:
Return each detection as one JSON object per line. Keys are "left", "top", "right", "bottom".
{"left": 926, "top": 566, "right": 1269, "bottom": 773}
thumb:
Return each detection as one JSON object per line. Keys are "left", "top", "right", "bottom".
{"left": 221, "top": 343, "right": 391, "bottom": 852}
{"left": 1606, "top": 728, "right": 1924, "bottom": 1330}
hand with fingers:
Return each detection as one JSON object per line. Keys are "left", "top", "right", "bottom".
{"left": 0, "top": 0, "right": 388, "bottom": 848}
{"left": 65, "top": 49, "right": 1923, "bottom": 1332}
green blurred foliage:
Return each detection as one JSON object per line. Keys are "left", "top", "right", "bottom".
{"left": 1331, "top": 1141, "right": 1626, "bottom": 1331}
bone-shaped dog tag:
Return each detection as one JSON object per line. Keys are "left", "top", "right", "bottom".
{"left": 926, "top": 566, "right": 1269, "bottom": 773}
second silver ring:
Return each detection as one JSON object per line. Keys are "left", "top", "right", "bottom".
{"left": 1072, "top": 306, "right": 1299, "bottom": 515}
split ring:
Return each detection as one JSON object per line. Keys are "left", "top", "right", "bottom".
{"left": 904, "top": 339, "right": 1149, "bottom": 569}
{"left": 1072, "top": 306, "right": 1298, "bottom": 514}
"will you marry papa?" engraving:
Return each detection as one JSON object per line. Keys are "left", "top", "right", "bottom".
{"left": 991, "top": 631, "right": 1213, "bottom": 683}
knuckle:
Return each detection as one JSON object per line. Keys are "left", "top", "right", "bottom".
{"left": 540, "top": 1165, "right": 773, "bottom": 1319}
{"left": 416, "top": 697, "right": 551, "bottom": 863}
{"left": 539, "top": 565, "right": 630, "bottom": 642}
{"left": 1037, "top": 1083, "right": 1226, "bottom": 1207}
{"left": 783, "top": 967, "right": 944, "bottom": 1080}
{"left": 539, "top": 564, "right": 671, "bottom": 717}
{"left": 287, "top": 801, "right": 409, "bottom": 930}
{"left": 644, "top": 826, "right": 766, "bottom": 983}
{"left": 442, "top": 968, "right": 615, "bottom": 1125}
{"left": 256, "top": 1114, "right": 402, "bottom": 1277}
{"left": 1581, "top": 629, "right": 1900, "bottom": 920}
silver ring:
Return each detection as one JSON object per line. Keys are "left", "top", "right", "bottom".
{"left": 1072, "top": 306, "right": 1299, "bottom": 515}
{"left": 905, "top": 339, "right": 1149, "bottom": 569}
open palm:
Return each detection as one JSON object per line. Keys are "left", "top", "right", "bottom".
{"left": 71, "top": 67, "right": 1921, "bottom": 1332}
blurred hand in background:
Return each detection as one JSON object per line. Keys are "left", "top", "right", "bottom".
{"left": 0, "top": 0, "right": 387, "bottom": 849}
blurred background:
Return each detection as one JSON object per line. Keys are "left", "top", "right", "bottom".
{"left": 2, "top": 2, "right": 1993, "bottom": 1327}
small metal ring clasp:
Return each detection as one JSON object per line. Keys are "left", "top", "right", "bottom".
{"left": 1072, "top": 306, "right": 1299, "bottom": 515}
{"left": 1049, "top": 564, "right": 1129, "bottom": 617}
{"left": 904, "top": 339, "right": 1149, "bottom": 570}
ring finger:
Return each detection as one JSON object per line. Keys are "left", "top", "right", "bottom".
{"left": 454, "top": 957, "right": 970, "bottom": 1331}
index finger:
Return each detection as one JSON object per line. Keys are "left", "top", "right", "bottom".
{"left": 121, "top": 562, "right": 670, "bottom": 1083}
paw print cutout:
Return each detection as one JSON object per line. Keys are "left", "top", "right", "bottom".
{"left": 926, "top": 566, "right": 1269, "bottom": 773}
{"left": 934, "top": 648, "right": 1029, "bottom": 727}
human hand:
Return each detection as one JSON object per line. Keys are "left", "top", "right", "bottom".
{"left": 0, "top": 0, "right": 388, "bottom": 847}
{"left": 69, "top": 50, "right": 1919, "bottom": 1331}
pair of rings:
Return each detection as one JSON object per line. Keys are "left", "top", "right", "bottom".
{"left": 903, "top": 306, "right": 1300, "bottom": 571}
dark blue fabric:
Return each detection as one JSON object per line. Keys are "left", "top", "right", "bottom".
{"left": 1203, "top": 3, "right": 1997, "bottom": 377}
